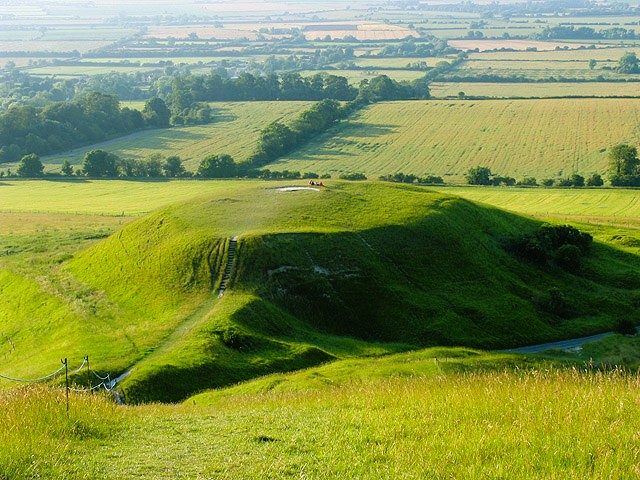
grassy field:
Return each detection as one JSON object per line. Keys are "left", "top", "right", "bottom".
{"left": 267, "top": 98, "right": 640, "bottom": 181}
{"left": 431, "top": 82, "right": 640, "bottom": 98}
{"left": 430, "top": 186, "right": 640, "bottom": 228}
{"left": 452, "top": 59, "right": 633, "bottom": 81}
{"left": 42, "top": 102, "right": 312, "bottom": 171}
{"left": 469, "top": 47, "right": 640, "bottom": 62}
{"left": 4, "top": 353, "right": 640, "bottom": 479}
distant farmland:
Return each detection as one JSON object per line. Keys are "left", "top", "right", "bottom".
{"left": 430, "top": 82, "right": 640, "bottom": 98}
{"left": 44, "top": 101, "right": 312, "bottom": 171}
{"left": 267, "top": 98, "right": 640, "bottom": 181}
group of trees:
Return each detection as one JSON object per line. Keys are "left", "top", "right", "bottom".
{"left": 536, "top": 25, "right": 640, "bottom": 41}
{"left": 153, "top": 70, "right": 433, "bottom": 106}
{"left": 379, "top": 172, "right": 444, "bottom": 185}
{"left": 0, "top": 93, "right": 176, "bottom": 163}
{"left": 465, "top": 167, "right": 604, "bottom": 188}
{"left": 377, "top": 39, "right": 456, "bottom": 58}
{"left": 79, "top": 150, "right": 187, "bottom": 178}
{"left": 510, "top": 224, "right": 593, "bottom": 273}
{"left": 608, "top": 143, "right": 640, "bottom": 186}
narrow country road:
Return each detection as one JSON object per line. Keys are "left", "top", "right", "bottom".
{"left": 505, "top": 327, "right": 639, "bottom": 353}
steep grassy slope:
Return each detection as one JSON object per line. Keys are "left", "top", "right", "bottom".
{"left": 61, "top": 182, "right": 639, "bottom": 401}
{"left": 266, "top": 99, "right": 640, "bottom": 181}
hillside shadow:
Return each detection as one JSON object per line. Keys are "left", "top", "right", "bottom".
{"left": 44, "top": 178, "right": 91, "bottom": 183}
{"left": 232, "top": 200, "right": 640, "bottom": 351}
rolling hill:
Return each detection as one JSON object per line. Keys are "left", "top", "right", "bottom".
{"left": 1, "top": 181, "right": 638, "bottom": 402}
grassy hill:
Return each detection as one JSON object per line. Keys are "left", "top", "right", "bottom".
{"left": 266, "top": 99, "right": 640, "bottom": 181}
{"left": 1, "top": 181, "right": 638, "bottom": 402}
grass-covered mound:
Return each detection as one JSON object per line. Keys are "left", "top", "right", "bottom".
{"left": 1, "top": 181, "right": 637, "bottom": 401}
{"left": 58, "top": 181, "right": 638, "bottom": 402}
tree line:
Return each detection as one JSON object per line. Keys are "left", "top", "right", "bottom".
{"left": 0, "top": 92, "right": 190, "bottom": 163}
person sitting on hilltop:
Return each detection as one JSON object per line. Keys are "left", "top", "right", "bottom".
{"left": 308, "top": 180, "right": 315, "bottom": 186}
{"left": 318, "top": 181, "right": 324, "bottom": 187}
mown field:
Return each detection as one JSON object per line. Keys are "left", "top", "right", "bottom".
{"left": 430, "top": 186, "right": 640, "bottom": 228}
{"left": 430, "top": 82, "right": 640, "bottom": 98}
{"left": 267, "top": 98, "right": 640, "bottom": 181}
{"left": 43, "top": 101, "right": 312, "bottom": 171}
{"left": 452, "top": 59, "right": 626, "bottom": 81}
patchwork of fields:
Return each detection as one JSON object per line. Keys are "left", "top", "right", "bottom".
{"left": 268, "top": 98, "right": 640, "bottom": 181}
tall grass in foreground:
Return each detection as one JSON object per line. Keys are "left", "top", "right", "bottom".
{"left": 0, "top": 386, "right": 121, "bottom": 479}
{"left": 80, "top": 368, "right": 640, "bottom": 479}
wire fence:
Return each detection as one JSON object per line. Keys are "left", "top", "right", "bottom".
{"left": 0, "top": 356, "right": 116, "bottom": 412}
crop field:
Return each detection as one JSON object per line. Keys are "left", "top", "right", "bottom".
{"left": 453, "top": 60, "right": 628, "bottom": 81}
{"left": 268, "top": 98, "right": 640, "bottom": 181}
{"left": 24, "top": 65, "right": 158, "bottom": 76}
{"left": 0, "top": 40, "right": 113, "bottom": 54}
{"left": 43, "top": 101, "right": 313, "bottom": 171}
{"left": 469, "top": 47, "right": 640, "bottom": 62}
{"left": 431, "top": 82, "right": 640, "bottom": 98}
{"left": 429, "top": 186, "right": 640, "bottom": 229}
{"left": 449, "top": 39, "right": 603, "bottom": 51}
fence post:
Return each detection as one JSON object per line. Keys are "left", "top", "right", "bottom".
{"left": 63, "top": 358, "right": 69, "bottom": 417}
{"left": 86, "top": 356, "right": 91, "bottom": 393}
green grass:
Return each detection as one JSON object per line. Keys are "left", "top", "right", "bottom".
{"left": 1, "top": 181, "right": 638, "bottom": 402}
{"left": 266, "top": 99, "right": 640, "bottom": 181}
{"left": 5, "top": 358, "right": 640, "bottom": 479}
{"left": 431, "top": 82, "right": 640, "bottom": 98}
{"left": 0, "top": 179, "right": 250, "bottom": 216}
{"left": 429, "top": 186, "right": 640, "bottom": 229}
{"left": 42, "top": 101, "right": 312, "bottom": 171}
{"left": 470, "top": 47, "right": 640, "bottom": 62}
{"left": 451, "top": 58, "right": 631, "bottom": 81}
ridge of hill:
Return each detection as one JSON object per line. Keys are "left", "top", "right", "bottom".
{"left": 1, "top": 182, "right": 638, "bottom": 402}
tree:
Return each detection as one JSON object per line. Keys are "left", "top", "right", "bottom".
{"left": 586, "top": 173, "right": 603, "bottom": 187}
{"left": 588, "top": 59, "right": 597, "bottom": 70}
{"left": 570, "top": 173, "right": 585, "bottom": 187}
{"left": 61, "top": 159, "right": 74, "bottom": 176}
{"left": 608, "top": 144, "right": 639, "bottom": 177}
{"left": 465, "top": 166, "right": 493, "bottom": 185}
{"left": 82, "top": 149, "right": 118, "bottom": 177}
{"left": 616, "top": 52, "right": 639, "bottom": 74}
{"left": 162, "top": 156, "right": 186, "bottom": 177}
{"left": 16, "top": 153, "right": 44, "bottom": 178}
{"left": 197, "top": 154, "right": 236, "bottom": 178}
{"left": 142, "top": 97, "right": 171, "bottom": 127}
